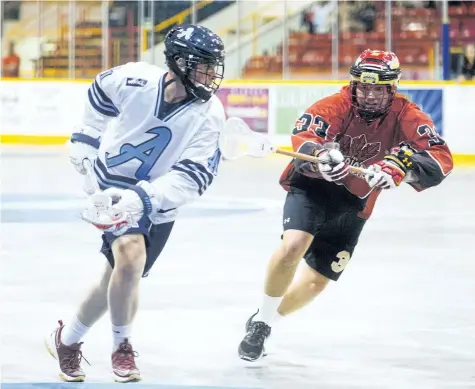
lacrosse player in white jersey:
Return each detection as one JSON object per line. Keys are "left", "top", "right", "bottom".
{"left": 45, "top": 24, "right": 226, "bottom": 383}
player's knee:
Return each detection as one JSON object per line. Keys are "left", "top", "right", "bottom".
{"left": 112, "top": 235, "right": 146, "bottom": 274}
{"left": 279, "top": 237, "right": 311, "bottom": 266}
{"left": 281, "top": 230, "right": 313, "bottom": 257}
{"left": 302, "top": 264, "right": 331, "bottom": 292}
{"left": 115, "top": 254, "right": 146, "bottom": 278}
{"left": 279, "top": 244, "right": 303, "bottom": 266}
{"left": 307, "top": 274, "right": 330, "bottom": 293}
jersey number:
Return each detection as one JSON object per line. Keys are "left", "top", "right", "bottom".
{"left": 417, "top": 124, "right": 445, "bottom": 147}
{"left": 331, "top": 251, "right": 351, "bottom": 273}
{"left": 292, "top": 113, "right": 330, "bottom": 138}
{"left": 105, "top": 126, "right": 172, "bottom": 180}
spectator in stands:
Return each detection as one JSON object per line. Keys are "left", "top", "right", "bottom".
{"left": 458, "top": 43, "right": 475, "bottom": 81}
{"left": 2, "top": 41, "right": 20, "bottom": 78}
{"left": 397, "top": 1, "right": 426, "bottom": 8}
{"left": 353, "top": 1, "right": 375, "bottom": 32}
{"left": 423, "top": 1, "right": 437, "bottom": 9}
{"left": 448, "top": 1, "right": 473, "bottom": 7}
{"left": 301, "top": 6, "right": 315, "bottom": 34}
{"left": 311, "top": 1, "right": 335, "bottom": 34}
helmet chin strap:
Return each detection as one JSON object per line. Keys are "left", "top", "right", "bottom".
{"left": 163, "top": 74, "right": 191, "bottom": 103}
{"left": 164, "top": 77, "right": 176, "bottom": 88}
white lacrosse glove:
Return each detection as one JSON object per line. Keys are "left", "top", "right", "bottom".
{"left": 68, "top": 133, "right": 100, "bottom": 175}
{"left": 365, "top": 158, "right": 407, "bottom": 190}
{"left": 316, "top": 143, "right": 350, "bottom": 182}
{"left": 81, "top": 191, "right": 123, "bottom": 231}
{"left": 104, "top": 188, "right": 143, "bottom": 225}
{"left": 100, "top": 182, "right": 156, "bottom": 235}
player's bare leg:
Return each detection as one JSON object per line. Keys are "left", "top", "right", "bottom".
{"left": 238, "top": 230, "right": 313, "bottom": 361}
{"left": 277, "top": 263, "right": 330, "bottom": 316}
{"left": 264, "top": 230, "right": 314, "bottom": 295}
{"left": 108, "top": 233, "right": 146, "bottom": 383}
{"left": 78, "top": 263, "right": 113, "bottom": 325}
{"left": 45, "top": 263, "right": 112, "bottom": 382}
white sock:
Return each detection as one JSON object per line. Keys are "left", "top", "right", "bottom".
{"left": 61, "top": 317, "right": 90, "bottom": 346}
{"left": 254, "top": 294, "right": 283, "bottom": 326}
{"left": 112, "top": 324, "right": 132, "bottom": 350}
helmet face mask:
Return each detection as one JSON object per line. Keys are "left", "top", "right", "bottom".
{"left": 184, "top": 58, "right": 224, "bottom": 100}
{"left": 349, "top": 49, "right": 402, "bottom": 121}
{"left": 354, "top": 83, "right": 393, "bottom": 117}
{"left": 164, "top": 24, "right": 225, "bottom": 102}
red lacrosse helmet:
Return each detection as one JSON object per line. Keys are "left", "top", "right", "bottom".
{"left": 349, "top": 49, "right": 402, "bottom": 121}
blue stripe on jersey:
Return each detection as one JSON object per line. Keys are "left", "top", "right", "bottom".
{"left": 172, "top": 166, "right": 205, "bottom": 195}
{"left": 172, "top": 160, "right": 214, "bottom": 196}
{"left": 163, "top": 97, "right": 198, "bottom": 122}
{"left": 70, "top": 132, "right": 100, "bottom": 149}
{"left": 88, "top": 89, "right": 118, "bottom": 117}
{"left": 154, "top": 74, "right": 165, "bottom": 118}
{"left": 153, "top": 74, "right": 197, "bottom": 122}
{"left": 95, "top": 176, "right": 121, "bottom": 191}
{"left": 181, "top": 159, "right": 214, "bottom": 184}
{"left": 94, "top": 169, "right": 129, "bottom": 190}
{"left": 93, "top": 80, "right": 119, "bottom": 114}
{"left": 88, "top": 81, "right": 119, "bottom": 117}
{"left": 94, "top": 158, "right": 138, "bottom": 189}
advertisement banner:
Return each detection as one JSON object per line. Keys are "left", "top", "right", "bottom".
{"left": 216, "top": 87, "right": 269, "bottom": 133}
{"left": 398, "top": 88, "right": 443, "bottom": 135}
{"left": 273, "top": 85, "right": 444, "bottom": 136}
{"left": 274, "top": 85, "right": 342, "bottom": 135}
{"left": 0, "top": 81, "right": 88, "bottom": 135}
{"left": 0, "top": 82, "right": 23, "bottom": 133}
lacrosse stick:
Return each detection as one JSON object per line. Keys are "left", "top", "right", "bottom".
{"left": 80, "top": 159, "right": 128, "bottom": 231}
{"left": 219, "top": 117, "right": 372, "bottom": 177}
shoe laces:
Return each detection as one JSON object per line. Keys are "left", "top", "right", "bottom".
{"left": 247, "top": 321, "right": 270, "bottom": 343}
{"left": 63, "top": 342, "right": 91, "bottom": 369}
{"left": 114, "top": 340, "right": 139, "bottom": 369}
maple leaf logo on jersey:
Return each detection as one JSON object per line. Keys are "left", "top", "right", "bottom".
{"left": 339, "top": 134, "right": 381, "bottom": 166}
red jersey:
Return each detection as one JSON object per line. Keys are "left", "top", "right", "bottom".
{"left": 279, "top": 86, "right": 453, "bottom": 219}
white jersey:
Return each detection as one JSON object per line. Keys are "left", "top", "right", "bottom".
{"left": 75, "top": 61, "right": 226, "bottom": 224}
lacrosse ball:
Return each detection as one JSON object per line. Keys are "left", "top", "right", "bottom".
{"left": 328, "top": 149, "right": 344, "bottom": 163}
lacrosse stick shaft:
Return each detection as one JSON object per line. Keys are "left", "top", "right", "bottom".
{"left": 275, "top": 148, "right": 371, "bottom": 176}
{"left": 219, "top": 116, "right": 372, "bottom": 177}
{"left": 82, "top": 159, "right": 101, "bottom": 193}
{"left": 275, "top": 148, "right": 318, "bottom": 162}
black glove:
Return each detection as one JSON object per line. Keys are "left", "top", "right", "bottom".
{"left": 293, "top": 142, "right": 323, "bottom": 175}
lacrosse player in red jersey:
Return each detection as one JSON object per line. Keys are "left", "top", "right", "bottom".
{"left": 238, "top": 49, "right": 454, "bottom": 362}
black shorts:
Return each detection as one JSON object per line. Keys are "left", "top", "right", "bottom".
{"left": 283, "top": 188, "right": 366, "bottom": 281}
{"left": 100, "top": 218, "right": 174, "bottom": 277}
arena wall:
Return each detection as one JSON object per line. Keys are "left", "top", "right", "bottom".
{"left": 1, "top": 79, "right": 474, "bottom": 165}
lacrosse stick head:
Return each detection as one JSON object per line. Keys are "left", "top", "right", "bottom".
{"left": 80, "top": 193, "right": 128, "bottom": 232}
{"left": 219, "top": 117, "right": 275, "bottom": 160}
